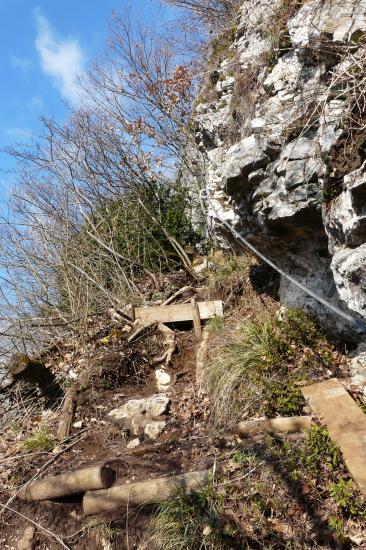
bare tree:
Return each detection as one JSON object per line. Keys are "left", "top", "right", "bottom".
{"left": 0, "top": 11, "right": 205, "bottom": 358}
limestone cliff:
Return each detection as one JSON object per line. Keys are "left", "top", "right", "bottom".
{"left": 195, "top": 0, "right": 366, "bottom": 334}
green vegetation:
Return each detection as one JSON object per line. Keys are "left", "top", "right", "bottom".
{"left": 330, "top": 479, "right": 366, "bottom": 519}
{"left": 149, "top": 481, "right": 242, "bottom": 549}
{"left": 207, "top": 308, "right": 334, "bottom": 425}
{"left": 300, "top": 425, "right": 341, "bottom": 474}
{"left": 57, "top": 182, "right": 203, "bottom": 313}
{"left": 150, "top": 426, "right": 366, "bottom": 548}
{"left": 24, "top": 428, "right": 55, "bottom": 452}
{"left": 207, "top": 315, "right": 225, "bottom": 332}
{"left": 263, "top": 0, "right": 304, "bottom": 64}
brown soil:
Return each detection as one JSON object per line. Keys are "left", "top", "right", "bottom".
{"left": 0, "top": 271, "right": 246, "bottom": 549}
{"left": 0, "top": 257, "right": 356, "bottom": 549}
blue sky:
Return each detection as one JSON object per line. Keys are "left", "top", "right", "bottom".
{"left": 0, "top": 0, "right": 176, "bottom": 191}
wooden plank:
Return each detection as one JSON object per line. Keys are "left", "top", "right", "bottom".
{"left": 191, "top": 298, "right": 202, "bottom": 340}
{"left": 302, "top": 378, "right": 366, "bottom": 497}
{"left": 134, "top": 300, "right": 223, "bottom": 324}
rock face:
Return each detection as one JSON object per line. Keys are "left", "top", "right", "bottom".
{"left": 195, "top": 0, "right": 366, "bottom": 335}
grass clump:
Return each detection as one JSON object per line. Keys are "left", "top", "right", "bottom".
{"left": 207, "top": 308, "right": 337, "bottom": 425}
{"left": 207, "top": 315, "right": 224, "bottom": 332}
{"left": 148, "top": 483, "right": 242, "bottom": 549}
{"left": 24, "top": 428, "right": 55, "bottom": 452}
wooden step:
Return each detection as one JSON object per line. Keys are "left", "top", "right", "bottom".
{"left": 302, "top": 378, "right": 366, "bottom": 497}
{"left": 134, "top": 300, "right": 223, "bottom": 324}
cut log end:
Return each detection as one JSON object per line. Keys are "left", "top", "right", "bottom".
{"left": 18, "top": 464, "right": 116, "bottom": 502}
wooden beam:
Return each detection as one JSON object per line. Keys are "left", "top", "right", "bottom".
{"left": 302, "top": 378, "right": 366, "bottom": 497}
{"left": 134, "top": 300, "right": 223, "bottom": 325}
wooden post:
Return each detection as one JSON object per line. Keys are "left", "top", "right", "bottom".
{"left": 191, "top": 298, "right": 202, "bottom": 341}
{"left": 57, "top": 386, "right": 76, "bottom": 441}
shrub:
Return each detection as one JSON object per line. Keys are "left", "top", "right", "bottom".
{"left": 24, "top": 428, "right": 55, "bottom": 452}
{"left": 56, "top": 181, "right": 203, "bottom": 313}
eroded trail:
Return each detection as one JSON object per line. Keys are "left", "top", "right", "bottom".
{"left": 1, "top": 258, "right": 365, "bottom": 549}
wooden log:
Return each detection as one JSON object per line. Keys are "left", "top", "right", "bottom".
{"left": 237, "top": 416, "right": 313, "bottom": 437}
{"left": 191, "top": 298, "right": 202, "bottom": 340}
{"left": 134, "top": 301, "right": 223, "bottom": 325}
{"left": 83, "top": 469, "right": 210, "bottom": 515}
{"left": 18, "top": 464, "right": 115, "bottom": 502}
{"left": 57, "top": 387, "right": 76, "bottom": 441}
{"left": 302, "top": 378, "right": 366, "bottom": 497}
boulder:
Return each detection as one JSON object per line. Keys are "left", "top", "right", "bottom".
{"left": 107, "top": 394, "right": 170, "bottom": 438}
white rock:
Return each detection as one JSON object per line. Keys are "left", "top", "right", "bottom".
{"left": 146, "top": 394, "right": 170, "bottom": 417}
{"left": 127, "top": 438, "right": 140, "bottom": 449}
{"left": 288, "top": 0, "right": 366, "bottom": 46}
{"left": 251, "top": 117, "right": 266, "bottom": 129}
{"left": 107, "top": 394, "right": 170, "bottom": 435}
{"left": 155, "top": 369, "right": 172, "bottom": 392}
{"left": 73, "top": 420, "right": 84, "bottom": 429}
{"left": 144, "top": 421, "right": 166, "bottom": 440}
{"left": 331, "top": 244, "right": 366, "bottom": 318}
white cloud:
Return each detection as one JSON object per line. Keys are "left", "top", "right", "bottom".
{"left": 35, "top": 11, "right": 85, "bottom": 105}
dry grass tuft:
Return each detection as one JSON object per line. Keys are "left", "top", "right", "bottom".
{"left": 206, "top": 308, "right": 346, "bottom": 427}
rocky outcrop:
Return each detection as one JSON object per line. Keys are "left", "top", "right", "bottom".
{"left": 195, "top": 0, "right": 366, "bottom": 335}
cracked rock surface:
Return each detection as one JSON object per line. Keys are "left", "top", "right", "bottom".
{"left": 195, "top": 0, "right": 366, "bottom": 335}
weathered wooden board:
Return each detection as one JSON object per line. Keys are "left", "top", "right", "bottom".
{"left": 302, "top": 378, "right": 366, "bottom": 497}
{"left": 134, "top": 300, "right": 223, "bottom": 325}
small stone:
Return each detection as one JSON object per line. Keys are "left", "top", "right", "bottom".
{"left": 73, "top": 420, "right": 84, "bottom": 429}
{"left": 274, "top": 79, "right": 285, "bottom": 91}
{"left": 127, "top": 438, "right": 140, "bottom": 449}
{"left": 155, "top": 369, "right": 172, "bottom": 392}
{"left": 203, "top": 525, "right": 212, "bottom": 536}
{"left": 144, "top": 421, "right": 166, "bottom": 440}
{"left": 251, "top": 117, "right": 266, "bottom": 129}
